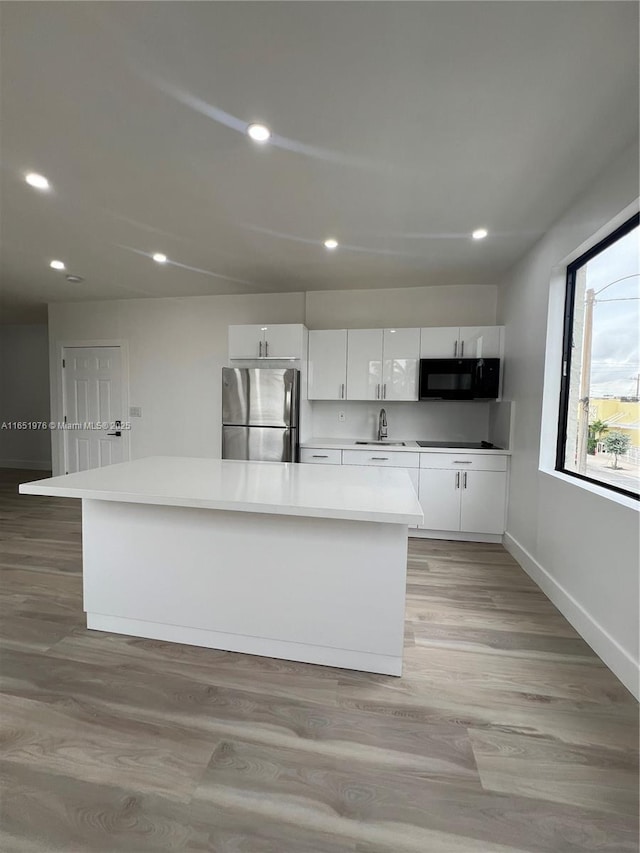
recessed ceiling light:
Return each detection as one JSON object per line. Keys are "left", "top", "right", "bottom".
{"left": 247, "top": 123, "right": 271, "bottom": 143}
{"left": 152, "top": 253, "right": 167, "bottom": 264}
{"left": 472, "top": 228, "right": 488, "bottom": 240}
{"left": 49, "top": 260, "right": 65, "bottom": 270}
{"left": 65, "top": 274, "right": 84, "bottom": 283}
{"left": 25, "top": 172, "right": 50, "bottom": 190}
{"left": 324, "top": 238, "right": 338, "bottom": 250}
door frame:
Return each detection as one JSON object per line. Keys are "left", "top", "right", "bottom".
{"left": 53, "top": 339, "right": 131, "bottom": 475}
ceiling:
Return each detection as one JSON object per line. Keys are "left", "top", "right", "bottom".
{"left": 1, "top": 1, "right": 638, "bottom": 322}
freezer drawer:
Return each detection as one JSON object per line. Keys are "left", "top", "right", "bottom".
{"left": 222, "top": 426, "right": 297, "bottom": 462}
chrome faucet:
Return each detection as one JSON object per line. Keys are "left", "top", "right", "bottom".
{"left": 377, "top": 408, "right": 388, "bottom": 441}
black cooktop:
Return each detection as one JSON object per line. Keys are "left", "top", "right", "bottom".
{"left": 416, "top": 441, "right": 502, "bottom": 449}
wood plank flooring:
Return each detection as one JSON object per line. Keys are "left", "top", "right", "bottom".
{"left": 1, "top": 467, "right": 638, "bottom": 852}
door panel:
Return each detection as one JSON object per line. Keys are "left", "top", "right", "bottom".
{"left": 346, "top": 329, "right": 382, "bottom": 400}
{"left": 418, "top": 469, "right": 461, "bottom": 531}
{"left": 63, "top": 346, "right": 124, "bottom": 473}
{"left": 228, "top": 325, "right": 264, "bottom": 359}
{"left": 419, "top": 327, "right": 459, "bottom": 358}
{"left": 382, "top": 328, "right": 419, "bottom": 401}
{"left": 222, "top": 426, "right": 295, "bottom": 462}
{"left": 262, "top": 325, "right": 303, "bottom": 358}
{"left": 460, "top": 470, "right": 507, "bottom": 534}
{"left": 308, "top": 330, "right": 347, "bottom": 400}
{"left": 459, "top": 326, "right": 502, "bottom": 359}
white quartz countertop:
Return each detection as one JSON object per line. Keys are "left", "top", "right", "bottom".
{"left": 302, "top": 438, "right": 511, "bottom": 455}
{"left": 19, "top": 456, "right": 424, "bottom": 525}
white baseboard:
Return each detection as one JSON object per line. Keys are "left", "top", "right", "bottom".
{"left": 503, "top": 531, "right": 639, "bottom": 700}
{"left": 0, "top": 459, "right": 51, "bottom": 471}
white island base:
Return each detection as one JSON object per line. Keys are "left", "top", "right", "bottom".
{"left": 84, "top": 498, "right": 408, "bottom": 675}
{"left": 21, "top": 457, "right": 423, "bottom": 676}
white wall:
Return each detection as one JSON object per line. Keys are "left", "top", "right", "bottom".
{"left": 311, "top": 401, "right": 491, "bottom": 443}
{"left": 306, "top": 284, "right": 497, "bottom": 329}
{"left": 0, "top": 324, "right": 51, "bottom": 469}
{"left": 48, "top": 293, "right": 305, "bottom": 475}
{"left": 498, "top": 140, "right": 639, "bottom": 698}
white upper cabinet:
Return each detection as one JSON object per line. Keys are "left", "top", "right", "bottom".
{"left": 229, "top": 325, "right": 265, "bottom": 359}
{"left": 382, "top": 327, "right": 420, "bottom": 401}
{"left": 420, "top": 326, "right": 503, "bottom": 359}
{"left": 346, "top": 329, "right": 383, "bottom": 400}
{"left": 308, "top": 330, "right": 348, "bottom": 400}
{"left": 419, "top": 327, "right": 459, "bottom": 359}
{"left": 346, "top": 328, "right": 419, "bottom": 401}
{"left": 229, "top": 324, "right": 306, "bottom": 359}
{"left": 459, "top": 326, "right": 503, "bottom": 359}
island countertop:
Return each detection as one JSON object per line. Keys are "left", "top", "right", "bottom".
{"left": 19, "top": 456, "right": 423, "bottom": 525}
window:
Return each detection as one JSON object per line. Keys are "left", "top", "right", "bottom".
{"left": 557, "top": 213, "right": 639, "bottom": 500}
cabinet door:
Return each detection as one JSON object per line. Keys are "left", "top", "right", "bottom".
{"left": 346, "top": 329, "right": 383, "bottom": 400}
{"left": 228, "top": 325, "right": 264, "bottom": 359}
{"left": 308, "top": 330, "right": 347, "bottom": 400}
{"left": 419, "top": 327, "right": 460, "bottom": 358}
{"left": 458, "top": 326, "right": 502, "bottom": 359}
{"left": 262, "top": 325, "right": 304, "bottom": 359}
{"left": 382, "top": 328, "right": 420, "bottom": 401}
{"left": 460, "top": 470, "right": 507, "bottom": 534}
{"left": 418, "top": 469, "right": 461, "bottom": 531}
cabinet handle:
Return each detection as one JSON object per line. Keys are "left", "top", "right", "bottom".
{"left": 312, "top": 455, "right": 329, "bottom": 459}
{"left": 454, "top": 340, "right": 458, "bottom": 357}
{"left": 383, "top": 383, "right": 387, "bottom": 399}
{"left": 376, "top": 383, "right": 380, "bottom": 399}
{"left": 371, "top": 457, "right": 389, "bottom": 461}
{"left": 340, "top": 383, "right": 345, "bottom": 399}
{"left": 265, "top": 340, "right": 269, "bottom": 357}
{"left": 463, "top": 471, "right": 468, "bottom": 489}
{"left": 460, "top": 341, "right": 464, "bottom": 357}
{"left": 453, "top": 460, "right": 472, "bottom": 464}
{"left": 456, "top": 472, "right": 460, "bottom": 489}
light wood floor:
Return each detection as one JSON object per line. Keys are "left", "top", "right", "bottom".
{"left": 1, "top": 468, "right": 638, "bottom": 852}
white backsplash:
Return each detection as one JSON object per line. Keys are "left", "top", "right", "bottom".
{"left": 308, "top": 401, "right": 491, "bottom": 442}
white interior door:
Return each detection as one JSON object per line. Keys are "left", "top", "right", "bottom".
{"left": 63, "top": 346, "right": 125, "bottom": 473}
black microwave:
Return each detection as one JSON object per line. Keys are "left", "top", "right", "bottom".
{"left": 419, "top": 358, "right": 500, "bottom": 400}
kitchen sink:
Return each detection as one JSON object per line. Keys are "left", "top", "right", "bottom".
{"left": 355, "top": 441, "right": 406, "bottom": 446}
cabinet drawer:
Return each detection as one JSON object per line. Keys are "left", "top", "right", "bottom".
{"left": 300, "top": 448, "right": 343, "bottom": 465}
{"left": 342, "top": 449, "right": 419, "bottom": 468}
{"left": 419, "top": 452, "right": 508, "bottom": 472}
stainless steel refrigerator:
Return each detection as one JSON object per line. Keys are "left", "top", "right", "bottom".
{"left": 222, "top": 368, "right": 300, "bottom": 462}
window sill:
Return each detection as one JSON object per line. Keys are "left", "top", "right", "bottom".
{"left": 540, "top": 467, "right": 639, "bottom": 510}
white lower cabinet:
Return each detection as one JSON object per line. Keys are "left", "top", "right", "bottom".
{"left": 459, "top": 470, "right": 507, "bottom": 534}
{"left": 300, "top": 447, "right": 508, "bottom": 538}
{"left": 418, "top": 469, "right": 461, "bottom": 532}
{"left": 418, "top": 460, "right": 507, "bottom": 535}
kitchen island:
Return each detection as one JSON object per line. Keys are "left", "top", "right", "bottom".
{"left": 20, "top": 457, "right": 423, "bottom": 675}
